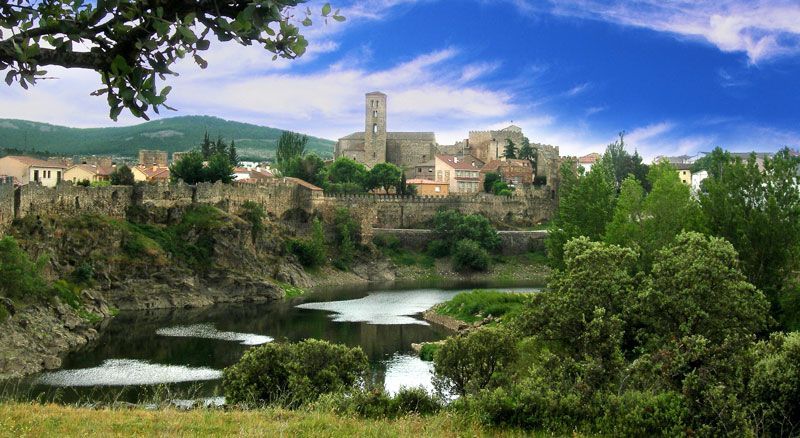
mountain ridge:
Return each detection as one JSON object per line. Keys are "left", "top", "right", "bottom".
{"left": 0, "top": 115, "right": 335, "bottom": 160}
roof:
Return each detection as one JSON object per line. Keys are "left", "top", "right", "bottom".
{"left": 134, "top": 165, "right": 170, "bottom": 179}
{"left": 3, "top": 155, "right": 69, "bottom": 169}
{"left": 387, "top": 132, "right": 436, "bottom": 141}
{"left": 68, "top": 164, "right": 114, "bottom": 176}
{"left": 339, "top": 132, "right": 365, "bottom": 140}
{"left": 436, "top": 154, "right": 485, "bottom": 170}
{"left": 366, "top": 91, "right": 387, "bottom": 96}
{"left": 578, "top": 153, "right": 601, "bottom": 164}
{"left": 729, "top": 152, "right": 773, "bottom": 160}
{"left": 284, "top": 177, "right": 323, "bottom": 191}
{"left": 407, "top": 178, "right": 442, "bottom": 185}
{"left": 675, "top": 163, "right": 692, "bottom": 171}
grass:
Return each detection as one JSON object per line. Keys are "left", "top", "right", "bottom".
{"left": 436, "top": 290, "right": 532, "bottom": 324}
{"left": 0, "top": 403, "right": 530, "bottom": 437}
{"left": 278, "top": 281, "right": 307, "bottom": 299}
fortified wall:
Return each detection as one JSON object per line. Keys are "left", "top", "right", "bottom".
{"left": 372, "top": 228, "right": 547, "bottom": 255}
{"left": 0, "top": 178, "right": 557, "bottom": 243}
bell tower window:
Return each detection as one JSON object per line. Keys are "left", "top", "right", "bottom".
{"left": 373, "top": 124, "right": 378, "bottom": 134}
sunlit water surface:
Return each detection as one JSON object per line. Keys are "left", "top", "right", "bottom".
{"left": 10, "top": 280, "right": 540, "bottom": 403}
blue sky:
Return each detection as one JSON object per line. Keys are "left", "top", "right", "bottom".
{"left": 1, "top": 0, "right": 799, "bottom": 159}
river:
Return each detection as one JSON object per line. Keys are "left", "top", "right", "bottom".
{"left": 7, "top": 280, "right": 541, "bottom": 404}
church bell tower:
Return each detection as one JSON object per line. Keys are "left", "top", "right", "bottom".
{"left": 364, "top": 91, "right": 387, "bottom": 167}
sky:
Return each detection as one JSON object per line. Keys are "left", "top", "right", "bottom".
{"left": 2, "top": 0, "right": 800, "bottom": 160}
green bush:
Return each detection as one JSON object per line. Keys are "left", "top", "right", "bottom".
{"left": 0, "top": 305, "right": 8, "bottom": 323}
{"left": 373, "top": 233, "right": 400, "bottom": 251}
{"left": 71, "top": 262, "right": 94, "bottom": 284}
{"left": 426, "top": 239, "right": 450, "bottom": 258}
{"left": 433, "top": 210, "right": 499, "bottom": 253}
{"left": 452, "top": 239, "right": 490, "bottom": 272}
{"left": 419, "top": 343, "right": 440, "bottom": 361}
{"left": 433, "top": 326, "right": 517, "bottom": 397}
{"left": 52, "top": 280, "right": 82, "bottom": 309}
{"left": 238, "top": 201, "right": 266, "bottom": 240}
{"left": 331, "top": 387, "right": 441, "bottom": 419}
{"left": 223, "top": 339, "right": 369, "bottom": 408}
{"left": 392, "top": 387, "right": 441, "bottom": 416}
{"left": 0, "top": 236, "right": 48, "bottom": 301}
{"left": 287, "top": 238, "right": 326, "bottom": 268}
{"left": 749, "top": 332, "right": 800, "bottom": 437}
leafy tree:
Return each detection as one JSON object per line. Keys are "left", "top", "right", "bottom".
{"left": 275, "top": 131, "right": 308, "bottom": 174}
{"left": 546, "top": 158, "right": 616, "bottom": 268}
{"left": 483, "top": 172, "right": 501, "bottom": 193}
{"left": 214, "top": 135, "right": 228, "bottom": 156}
{"left": 110, "top": 164, "right": 135, "bottom": 185}
{"left": 170, "top": 150, "right": 233, "bottom": 184}
{"left": 170, "top": 150, "right": 206, "bottom": 184}
{"left": 281, "top": 153, "right": 325, "bottom": 187}
{"left": 287, "top": 218, "right": 326, "bottom": 268}
{"left": 636, "top": 232, "right": 770, "bottom": 347}
{"left": 223, "top": 339, "right": 368, "bottom": 407}
{"left": 518, "top": 137, "right": 533, "bottom": 160}
{"left": 503, "top": 139, "right": 517, "bottom": 160}
{"left": 432, "top": 209, "right": 500, "bottom": 253}
{"left": 1, "top": 1, "right": 344, "bottom": 120}
{"left": 0, "top": 236, "right": 48, "bottom": 301}
{"left": 452, "top": 239, "right": 491, "bottom": 272}
{"left": 324, "top": 157, "right": 368, "bottom": 192}
{"left": 433, "top": 326, "right": 517, "bottom": 397}
{"left": 204, "top": 151, "right": 234, "bottom": 183}
{"left": 367, "top": 162, "right": 403, "bottom": 194}
{"left": 604, "top": 176, "right": 645, "bottom": 249}
{"left": 603, "top": 132, "right": 649, "bottom": 191}
{"left": 749, "top": 332, "right": 800, "bottom": 436}
{"left": 699, "top": 148, "right": 800, "bottom": 321}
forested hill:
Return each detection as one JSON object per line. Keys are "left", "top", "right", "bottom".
{"left": 0, "top": 116, "right": 335, "bottom": 160}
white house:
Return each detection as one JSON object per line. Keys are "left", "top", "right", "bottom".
{"left": 0, "top": 155, "right": 69, "bottom": 187}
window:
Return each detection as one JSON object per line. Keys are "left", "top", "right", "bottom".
{"left": 373, "top": 110, "right": 378, "bottom": 117}
{"left": 57, "top": 171, "right": 61, "bottom": 182}
{"left": 435, "top": 186, "right": 440, "bottom": 193}
{"left": 373, "top": 124, "right": 378, "bottom": 134}
{"left": 33, "top": 170, "right": 39, "bottom": 181}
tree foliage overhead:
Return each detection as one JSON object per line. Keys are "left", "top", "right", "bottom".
{"left": 0, "top": 1, "right": 344, "bottom": 120}
{"left": 602, "top": 132, "right": 649, "bottom": 191}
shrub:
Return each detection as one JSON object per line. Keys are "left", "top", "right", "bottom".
{"left": 77, "top": 179, "right": 90, "bottom": 187}
{"left": 749, "top": 332, "right": 800, "bottom": 437}
{"left": 71, "top": 262, "right": 94, "bottom": 284}
{"left": 238, "top": 201, "right": 265, "bottom": 240}
{"left": 52, "top": 280, "right": 82, "bottom": 309}
{"left": 223, "top": 339, "right": 369, "bottom": 408}
{"left": 392, "top": 387, "right": 442, "bottom": 416}
{"left": 373, "top": 233, "right": 400, "bottom": 251}
{"left": 287, "top": 238, "right": 325, "bottom": 268}
{"left": 426, "top": 239, "right": 450, "bottom": 258}
{"left": 0, "top": 236, "right": 48, "bottom": 301}
{"left": 436, "top": 290, "right": 529, "bottom": 324}
{"left": 110, "top": 164, "right": 135, "bottom": 185}
{"left": 452, "top": 239, "right": 490, "bottom": 272}
{"left": 433, "top": 209, "right": 499, "bottom": 253}
{"left": 433, "top": 326, "right": 517, "bottom": 397}
{"left": 419, "top": 343, "right": 440, "bottom": 361}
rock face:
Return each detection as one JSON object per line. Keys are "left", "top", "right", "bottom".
{"left": 0, "top": 302, "right": 107, "bottom": 379}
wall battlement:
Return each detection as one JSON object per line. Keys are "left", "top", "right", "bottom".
{"left": 0, "top": 178, "right": 556, "bottom": 241}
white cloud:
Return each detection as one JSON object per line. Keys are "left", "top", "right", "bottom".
{"left": 565, "top": 82, "right": 590, "bottom": 97}
{"left": 513, "top": 0, "right": 800, "bottom": 63}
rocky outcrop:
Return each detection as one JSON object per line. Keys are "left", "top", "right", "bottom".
{"left": 0, "top": 297, "right": 111, "bottom": 379}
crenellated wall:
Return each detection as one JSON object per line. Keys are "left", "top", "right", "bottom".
{"left": 0, "top": 178, "right": 556, "bottom": 243}
{"left": 0, "top": 184, "right": 14, "bottom": 233}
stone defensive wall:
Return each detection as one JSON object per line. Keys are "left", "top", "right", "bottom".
{"left": 0, "top": 178, "right": 556, "bottom": 243}
{"left": 317, "top": 188, "right": 556, "bottom": 230}
{"left": 371, "top": 228, "right": 547, "bottom": 255}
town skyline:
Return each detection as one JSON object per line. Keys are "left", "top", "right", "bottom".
{"left": 1, "top": 0, "right": 798, "bottom": 161}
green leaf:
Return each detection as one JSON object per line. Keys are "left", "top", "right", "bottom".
{"left": 302, "top": 17, "right": 312, "bottom": 26}
{"left": 4, "top": 71, "right": 16, "bottom": 86}
{"left": 333, "top": 15, "right": 346, "bottom": 22}
{"left": 322, "top": 3, "right": 332, "bottom": 16}
{"left": 178, "top": 26, "right": 197, "bottom": 43}
{"left": 196, "top": 39, "right": 210, "bottom": 50}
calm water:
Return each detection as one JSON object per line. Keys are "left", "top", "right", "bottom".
{"left": 10, "top": 280, "right": 540, "bottom": 403}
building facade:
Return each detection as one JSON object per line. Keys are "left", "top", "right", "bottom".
{"left": 138, "top": 150, "right": 169, "bottom": 167}
{"left": 0, "top": 156, "right": 68, "bottom": 187}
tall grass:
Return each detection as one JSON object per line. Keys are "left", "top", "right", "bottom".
{"left": 436, "top": 290, "right": 532, "bottom": 324}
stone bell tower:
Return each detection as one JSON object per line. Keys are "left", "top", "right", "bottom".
{"left": 364, "top": 91, "right": 387, "bottom": 167}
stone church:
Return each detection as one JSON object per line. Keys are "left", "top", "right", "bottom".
{"left": 335, "top": 92, "right": 438, "bottom": 178}
{"left": 336, "top": 92, "right": 560, "bottom": 184}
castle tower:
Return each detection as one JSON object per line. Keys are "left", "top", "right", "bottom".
{"left": 364, "top": 91, "right": 387, "bottom": 167}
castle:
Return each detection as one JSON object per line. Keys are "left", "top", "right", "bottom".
{"left": 335, "top": 92, "right": 560, "bottom": 185}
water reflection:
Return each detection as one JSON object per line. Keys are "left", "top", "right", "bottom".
{"left": 17, "top": 281, "right": 541, "bottom": 402}
{"left": 37, "top": 359, "right": 221, "bottom": 387}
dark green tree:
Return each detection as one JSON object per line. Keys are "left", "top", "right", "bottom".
{"left": 109, "top": 164, "right": 135, "bottom": 185}
{"left": 603, "top": 132, "right": 649, "bottom": 191}
{"left": 170, "top": 150, "right": 206, "bottom": 184}
{"left": 518, "top": 137, "right": 534, "bottom": 160}
{"left": 205, "top": 152, "right": 234, "bottom": 183}
{"left": 228, "top": 139, "right": 238, "bottom": 166}
{"left": 323, "top": 157, "right": 368, "bottom": 193}
{"left": 503, "top": 139, "right": 517, "bottom": 160}
{"left": 367, "top": 162, "right": 403, "bottom": 194}
{"left": 214, "top": 135, "right": 228, "bottom": 156}
{"left": 201, "top": 131, "right": 212, "bottom": 158}
{"left": 699, "top": 148, "right": 800, "bottom": 324}
{"left": 483, "top": 172, "right": 501, "bottom": 193}
{"left": 1, "top": 1, "right": 344, "bottom": 120}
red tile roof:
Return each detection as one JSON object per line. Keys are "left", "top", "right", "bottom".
{"left": 5, "top": 155, "right": 69, "bottom": 168}
{"left": 436, "top": 154, "right": 484, "bottom": 170}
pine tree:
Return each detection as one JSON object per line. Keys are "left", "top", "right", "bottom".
{"left": 201, "top": 131, "right": 212, "bottom": 158}
{"left": 229, "top": 140, "right": 238, "bottom": 166}
{"left": 503, "top": 139, "right": 517, "bottom": 159}
{"left": 215, "top": 135, "right": 227, "bottom": 155}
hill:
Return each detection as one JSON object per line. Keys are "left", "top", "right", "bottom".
{"left": 0, "top": 116, "right": 335, "bottom": 160}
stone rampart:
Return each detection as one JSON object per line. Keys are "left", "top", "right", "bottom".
{"left": 0, "top": 184, "right": 14, "bottom": 233}
{"left": 17, "top": 183, "right": 134, "bottom": 220}
{"left": 372, "top": 228, "right": 547, "bottom": 255}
